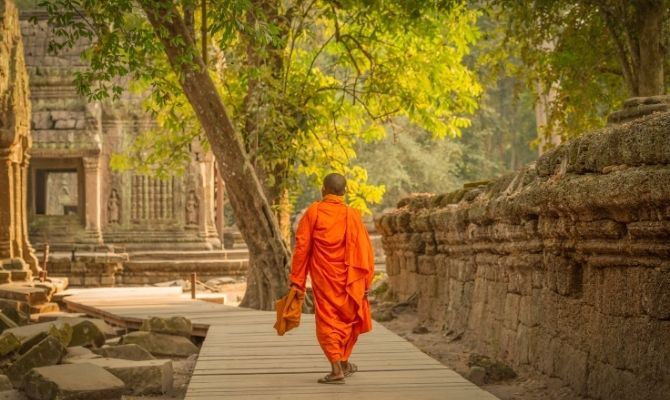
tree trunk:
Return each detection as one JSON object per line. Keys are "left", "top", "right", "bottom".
{"left": 633, "top": 0, "right": 666, "bottom": 96}
{"left": 140, "top": 1, "right": 290, "bottom": 310}
{"left": 274, "top": 188, "right": 292, "bottom": 244}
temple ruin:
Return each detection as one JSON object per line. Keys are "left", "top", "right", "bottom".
{"left": 0, "top": 0, "right": 39, "bottom": 281}
{"left": 18, "top": 10, "right": 247, "bottom": 286}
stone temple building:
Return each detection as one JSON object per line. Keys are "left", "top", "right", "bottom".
{"left": 18, "top": 10, "right": 247, "bottom": 286}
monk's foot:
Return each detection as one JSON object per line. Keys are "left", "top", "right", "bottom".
{"left": 344, "top": 362, "right": 358, "bottom": 377}
{"left": 317, "top": 373, "right": 345, "bottom": 384}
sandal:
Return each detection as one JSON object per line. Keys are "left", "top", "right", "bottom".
{"left": 344, "top": 362, "right": 358, "bottom": 377}
{"left": 317, "top": 374, "right": 345, "bottom": 384}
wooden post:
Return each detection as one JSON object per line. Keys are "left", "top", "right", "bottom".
{"left": 191, "top": 272, "right": 197, "bottom": 300}
{"left": 40, "top": 243, "right": 49, "bottom": 282}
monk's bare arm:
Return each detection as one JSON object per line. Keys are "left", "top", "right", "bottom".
{"left": 289, "top": 205, "right": 317, "bottom": 291}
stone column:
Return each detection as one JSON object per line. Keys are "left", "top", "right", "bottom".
{"left": 20, "top": 154, "right": 39, "bottom": 272}
{"left": 11, "top": 161, "right": 22, "bottom": 258}
{"left": 215, "top": 165, "right": 225, "bottom": 244}
{"left": 195, "top": 155, "right": 219, "bottom": 248}
{"left": 82, "top": 156, "right": 103, "bottom": 243}
{"left": 0, "top": 154, "right": 15, "bottom": 259}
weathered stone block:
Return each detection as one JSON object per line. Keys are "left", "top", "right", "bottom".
{"left": 120, "top": 331, "right": 198, "bottom": 357}
{"left": 642, "top": 268, "right": 670, "bottom": 320}
{"left": 17, "top": 332, "right": 47, "bottom": 355}
{"left": 67, "top": 320, "right": 106, "bottom": 348}
{"left": 23, "top": 363, "right": 125, "bottom": 400}
{"left": 69, "top": 357, "right": 173, "bottom": 395}
{"left": 0, "top": 332, "right": 20, "bottom": 357}
{"left": 140, "top": 316, "right": 191, "bottom": 338}
{"left": 517, "top": 295, "right": 535, "bottom": 327}
{"left": 5, "top": 321, "right": 73, "bottom": 347}
{"left": 92, "top": 344, "right": 155, "bottom": 361}
{"left": 0, "top": 287, "right": 49, "bottom": 306}
{"left": 63, "top": 346, "right": 99, "bottom": 362}
{"left": 0, "top": 304, "right": 28, "bottom": 327}
{"left": 31, "top": 111, "right": 52, "bottom": 130}
{"left": 553, "top": 341, "right": 588, "bottom": 394}
{"left": 0, "top": 312, "right": 18, "bottom": 332}
{"left": 7, "top": 336, "right": 65, "bottom": 387}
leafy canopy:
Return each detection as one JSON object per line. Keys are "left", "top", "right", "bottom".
{"left": 484, "top": 0, "right": 669, "bottom": 141}
{"left": 40, "top": 0, "right": 482, "bottom": 213}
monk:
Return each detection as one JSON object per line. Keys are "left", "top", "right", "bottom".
{"left": 289, "top": 173, "right": 375, "bottom": 384}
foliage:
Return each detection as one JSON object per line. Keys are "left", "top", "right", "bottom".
{"left": 38, "top": 0, "right": 483, "bottom": 215}
{"left": 355, "top": 76, "right": 537, "bottom": 212}
{"left": 352, "top": 10, "right": 538, "bottom": 212}
{"left": 484, "top": 0, "right": 669, "bottom": 142}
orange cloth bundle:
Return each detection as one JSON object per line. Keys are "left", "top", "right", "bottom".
{"left": 274, "top": 286, "right": 305, "bottom": 336}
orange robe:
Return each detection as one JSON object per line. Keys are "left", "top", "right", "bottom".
{"left": 289, "top": 195, "right": 375, "bottom": 363}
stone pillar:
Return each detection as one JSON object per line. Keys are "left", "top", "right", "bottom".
{"left": 82, "top": 156, "right": 103, "bottom": 243}
{"left": 195, "top": 154, "right": 220, "bottom": 248}
{"left": 0, "top": 155, "right": 15, "bottom": 258}
{"left": 20, "top": 154, "right": 39, "bottom": 272}
{"left": 11, "top": 161, "right": 22, "bottom": 258}
{"left": 215, "top": 165, "right": 225, "bottom": 244}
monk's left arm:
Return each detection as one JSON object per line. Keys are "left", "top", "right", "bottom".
{"left": 289, "top": 206, "right": 315, "bottom": 291}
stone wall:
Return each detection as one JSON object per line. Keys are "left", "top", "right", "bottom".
{"left": 376, "top": 112, "right": 670, "bottom": 400}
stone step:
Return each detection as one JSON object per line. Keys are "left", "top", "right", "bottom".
{"left": 0, "top": 271, "right": 11, "bottom": 285}
{"left": 107, "top": 241, "right": 220, "bottom": 251}
{"left": 0, "top": 285, "right": 50, "bottom": 306}
{"left": 9, "top": 270, "right": 31, "bottom": 281}
{"left": 128, "top": 249, "right": 248, "bottom": 261}
{"left": 29, "top": 302, "right": 60, "bottom": 314}
{"left": 123, "top": 259, "right": 247, "bottom": 273}
{"left": 119, "top": 259, "right": 248, "bottom": 285}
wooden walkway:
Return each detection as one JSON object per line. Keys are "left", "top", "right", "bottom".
{"left": 62, "top": 288, "right": 498, "bottom": 400}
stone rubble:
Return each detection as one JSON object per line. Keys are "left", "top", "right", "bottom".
{"left": 68, "top": 357, "right": 173, "bottom": 395}
{"left": 0, "top": 311, "right": 198, "bottom": 399}
{"left": 120, "top": 331, "right": 199, "bottom": 357}
{"left": 23, "top": 363, "right": 125, "bottom": 400}
{"left": 92, "top": 344, "right": 155, "bottom": 361}
{"left": 140, "top": 316, "right": 192, "bottom": 338}
{"left": 7, "top": 336, "right": 65, "bottom": 387}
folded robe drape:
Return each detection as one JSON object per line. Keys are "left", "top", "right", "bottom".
{"left": 274, "top": 287, "right": 305, "bottom": 336}
{"left": 289, "top": 194, "right": 374, "bottom": 362}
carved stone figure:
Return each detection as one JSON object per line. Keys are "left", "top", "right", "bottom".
{"left": 108, "top": 189, "right": 120, "bottom": 224}
{"left": 185, "top": 191, "right": 199, "bottom": 225}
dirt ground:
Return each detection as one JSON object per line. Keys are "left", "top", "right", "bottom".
{"left": 377, "top": 305, "right": 585, "bottom": 400}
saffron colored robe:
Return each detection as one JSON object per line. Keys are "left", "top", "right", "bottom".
{"left": 289, "top": 195, "right": 375, "bottom": 362}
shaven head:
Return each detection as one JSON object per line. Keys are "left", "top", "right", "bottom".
{"left": 322, "top": 173, "right": 347, "bottom": 196}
